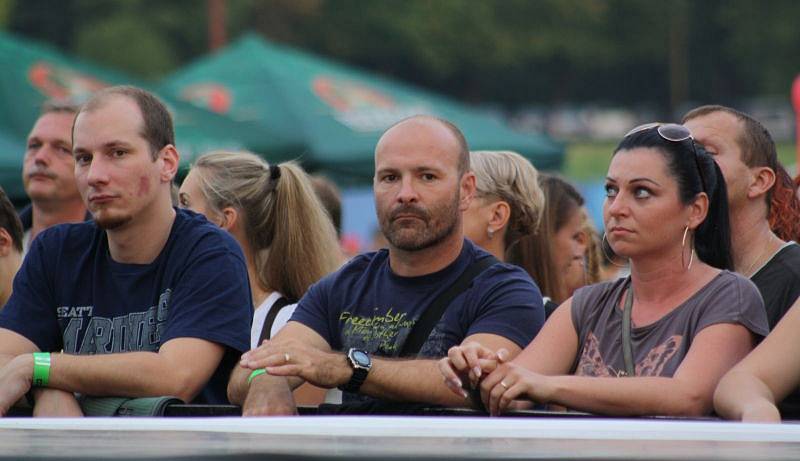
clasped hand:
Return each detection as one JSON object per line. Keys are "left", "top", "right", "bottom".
{"left": 438, "top": 342, "right": 550, "bottom": 415}
{"left": 0, "top": 354, "right": 33, "bottom": 416}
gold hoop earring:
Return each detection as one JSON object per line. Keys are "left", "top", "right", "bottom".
{"left": 601, "top": 233, "right": 628, "bottom": 268}
{"left": 681, "top": 225, "right": 694, "bottom": 271}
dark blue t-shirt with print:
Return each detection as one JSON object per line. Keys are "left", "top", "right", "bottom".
{"left": 0, "top": 208, "right": 253, "bottom": 404}
{"left": 291, "top": 239, "right": 545, "bottom": 361}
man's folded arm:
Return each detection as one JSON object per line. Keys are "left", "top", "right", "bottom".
{"left": 45, "top": 337, "right": 224, "bottom": 403}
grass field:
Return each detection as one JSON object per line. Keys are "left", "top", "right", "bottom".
{"left": 562, "top": 141, "right": 798, "bottom": 181}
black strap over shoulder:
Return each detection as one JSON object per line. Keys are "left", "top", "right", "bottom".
{"left": 400, "top": 255, "right": 500, "bottom": 357}
{"left": 258, "top": 296, "right": 294, "bottom": 344}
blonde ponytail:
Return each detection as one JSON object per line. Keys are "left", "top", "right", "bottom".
{"left": 193, "top": 152, "right": 342, "bottom": 300}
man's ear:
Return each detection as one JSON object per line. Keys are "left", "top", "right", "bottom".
{"left": 459, "top": 171, "right": 477, "bottom": 212}
{"left": 158, "top": 144, "right": 180, "bottom": 183}
{"left": 0, "top": 228, "right": 13, "bottom": 257}
{"left": 747, "top": 166, "right": 776, "bottom": 200}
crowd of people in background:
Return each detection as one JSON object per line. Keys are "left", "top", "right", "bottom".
{"left": 0, "top": 85, "right": 799, "bottom": 423}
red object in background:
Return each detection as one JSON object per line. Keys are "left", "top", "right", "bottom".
{"left": 792, "top": 75, "right": 800, "bottom": 176}
{"left": 340, "top": 233, "right": 363, "bottom": 258}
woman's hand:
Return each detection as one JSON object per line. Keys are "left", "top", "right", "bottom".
{"left": 481, "top": 362, "right": 555, "bottom": 416}
{"left": 437, "top": 341, "right": 509, "bottom": 398}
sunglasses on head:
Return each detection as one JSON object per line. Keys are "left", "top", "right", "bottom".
{"left": 623, "top": 122, "right": 707, "bottom": 193}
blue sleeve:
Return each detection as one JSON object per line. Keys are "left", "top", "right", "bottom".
{"left": 0, "top": 230, "right": 61, "bottom": 352}
{"left": 289, "top": 275, "right": 335, "bottom": 347}
{"left": 464, "top": 264, "right": 545, "bottom": 348}
{"left": 160, "top": 236, "right": 252, "bottom": 354}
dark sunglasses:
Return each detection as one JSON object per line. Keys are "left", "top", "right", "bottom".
{"left": 624, "top": 123, "right": 707, "bottom": 193}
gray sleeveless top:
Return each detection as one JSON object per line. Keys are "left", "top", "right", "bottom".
{"left": 570, "top": 271, "right": 769, "bottom": 378}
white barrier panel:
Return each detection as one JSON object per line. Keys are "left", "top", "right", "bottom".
{"left": 1, "top": 417, "right": 799, "bottom": 460}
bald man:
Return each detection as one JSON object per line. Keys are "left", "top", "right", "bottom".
{"left": 228, "top": 115, "right": 545, "bottom": 415}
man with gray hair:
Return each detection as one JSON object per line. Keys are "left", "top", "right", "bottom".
{"left": 18, "top": 101, "right": 88, "bottom": 253}
{"left": 228, "top": 115, "right": 545, "bottom": 415}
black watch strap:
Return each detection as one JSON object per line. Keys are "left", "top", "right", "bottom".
{"left": 341, "top": 366, "right": 368, "bottom": 393}
{"left": 339, "top": 349, "right": 371, "bottom": 393}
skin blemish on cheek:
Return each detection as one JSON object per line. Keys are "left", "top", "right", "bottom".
{"left": 137, "top": 176, "right": 151, "bottom": 197}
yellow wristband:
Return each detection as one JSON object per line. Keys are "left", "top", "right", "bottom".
{"left": 247, "top": 369, "right": 267, "bottom": 384}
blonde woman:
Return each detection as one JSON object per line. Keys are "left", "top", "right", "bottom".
{"left": 179, "top": 152, "right": 341, "bottom": 405}
{"left": 462, "top": 150, "right": 544, "bottom": 261}
{"left": 179, "top": 152, "right": 341, "bottom": 344}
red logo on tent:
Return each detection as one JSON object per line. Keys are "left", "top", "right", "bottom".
{"left": 312, "top": 76, "right": 432, "bottom": 132}
{"left": 28, "top": 62, "right": 108, "bottom": 100}
{"left": 312, "top": 76, "right": 394, "bottom": 112}
{"left": 180, "top": 83, "right": 232, "bottom": 114}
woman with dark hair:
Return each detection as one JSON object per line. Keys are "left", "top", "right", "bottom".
{"left": 508, "top": 175, "right": 588, "bottom": 315}
{"left": 440, "top": 124, "right": 769, "bottom": 417}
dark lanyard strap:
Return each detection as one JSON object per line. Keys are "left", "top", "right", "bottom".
{"left": 621, "top": 281, "right": 635, "bottom": 377}
{"left": 258, "top": 296, "right": 294, "bottom": 344}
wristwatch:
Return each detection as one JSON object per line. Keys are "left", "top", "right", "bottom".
{"left": 339, "top": 348, "right": 372, "bottom": 393}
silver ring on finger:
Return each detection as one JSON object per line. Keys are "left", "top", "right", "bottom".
{"left": 500, "top": 381, "right": 509, "bottom": 389}
{"left": 284, "top": 353, "right": 291, "bottom": 363}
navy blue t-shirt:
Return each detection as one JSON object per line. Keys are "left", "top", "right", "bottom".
{"left": 291, "top": 239, "right": 545, "bottom": 360}
{"left": 0, "top": 208, "right": 252, "bottom": 404}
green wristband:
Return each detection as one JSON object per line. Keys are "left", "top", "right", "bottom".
{"left": 247, "top": 369, "right": 267, "bottom": 384}
{"left": 32, "top": 352, "right": 51, "bottom": 387}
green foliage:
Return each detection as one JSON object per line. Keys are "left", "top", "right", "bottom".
{"left": 3, "top": 0, "right": 800, "bottom": 111}
{"left": 74, "top": 13, "right": 175, "bottom": 79}
{"left": 0, "top": 0, "right": 13, "bottom": 27}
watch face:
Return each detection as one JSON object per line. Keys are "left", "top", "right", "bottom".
{"left": 352, "top": 350, "right": 370, "bottom": 366}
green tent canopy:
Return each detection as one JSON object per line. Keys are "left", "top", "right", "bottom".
{"left": 0, "top": 128, "right": 25, "bottom": 201}
{"left": 161, "top": 33, "right": 564, "bottom": 186}
{"left": 0, "top": 31, "right": 264, "bottom": 201}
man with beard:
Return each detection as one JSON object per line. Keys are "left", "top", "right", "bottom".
{"left": 18, "top": 101, "right": 89, "bottom": 254}
{"left": 228, "top": 115, "right": 544, "bottom": 415}
{"left": 0, "top": 86, "right": 251, "bottom": 416}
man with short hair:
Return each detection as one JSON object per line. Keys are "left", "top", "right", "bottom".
{"left": 0, "top": 187, "right": 23, "bottom": 308}
{"left": 228, "top": 115, "right": 545, "bottom": 415}
{"left": 19, "top": 101, "right": 88, "bottom": 252}
{"left": 0, "top": 86, "right": 252, "bottom": 416}
{"left": 683, "top": 106, "right": 800, "bottom": 329}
